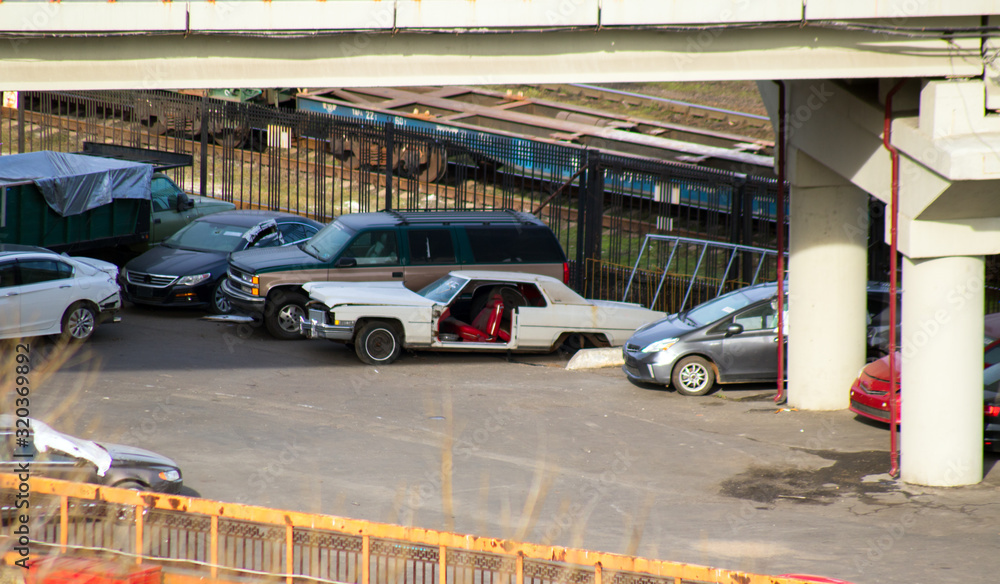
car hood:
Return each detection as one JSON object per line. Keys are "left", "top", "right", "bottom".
{"left": 625, "top": 313, "right": 696, "bottom": 347}
{"left": 864, "top": 355, "right": 894, "bottom": 383}
{"left": 230, "top": 244, "right": 323, "bottom": 273}
{"left": 29, "top": 420, "right": 112, "bottom": 477}
{"left": 191, "top": 197, "right": 236, "bottom": 213}
{"left": 72, "top": 256, "right": 119, "bottom": 278}
{"left": 126, "top": 245, "right": 226, "bottom": 277}
{"left": 304, "top": 281, "right": 435, "bottom": 308}
{"left": 100, "top": 442, "right": 180, "bottom": 469}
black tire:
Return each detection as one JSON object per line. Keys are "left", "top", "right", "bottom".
{"left": 112, "top": 480, "right": 148, "bottom": 491}
{"left": 264, "top": 292, "right": 308, "bottom": 340}
{"left": 208, "top": 279, "right": 233, "bottom": 315}
{"left": 671, "top": 356, "right": 716, "bottom": 396}
{"left": 60, "top": 302, "right": 97, "bottom": 343}
{"left": 354, "top": 321, "right": 402, "bottom": 365}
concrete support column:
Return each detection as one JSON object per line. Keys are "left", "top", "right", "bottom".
{"left": 900, "top": 255, "right": 984, "bottom": 486}
{"left": 787, "top": 150, "right": 869, "bottom": 410}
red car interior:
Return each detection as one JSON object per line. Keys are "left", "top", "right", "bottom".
{"left": 439, "top": 292, "right": 507, "bottom": 342}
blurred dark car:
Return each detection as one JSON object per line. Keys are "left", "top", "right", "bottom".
{"left": 121, "top": 210, "right": 322, "bottom": 314}
{"left": 0, "top": 416, "right": 182, "bottom": 492}
{"left": 623, "top": 281, "right": 891, "bottom": 396}
{"left": 849, "top": 358, "right": 1000, "bottom": 451}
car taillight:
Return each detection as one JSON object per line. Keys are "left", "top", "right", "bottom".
{"left": 563, "top": 262, "right": 570, "bottom": 284}
{"left": 985, "top": 404, "right": 1000, "bottom": 417}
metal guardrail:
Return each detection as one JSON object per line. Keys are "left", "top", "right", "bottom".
{"left": 2, "top": 475, "right": 817, "bottom": 584}
{"left": 621, "top": 235, "right": 786, "bottom": 313}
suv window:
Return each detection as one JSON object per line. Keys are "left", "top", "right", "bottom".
{"left": 408, "top": 229, "right": 456, "bottom": 265}
{"left": 464, "top": 226, "right": 564, "bottom": 263}
{"left": 19, "top": 260, "right": 72, "bottom": 285}
{"left": 344, "top": 230, "right": 400, "bottom": 266}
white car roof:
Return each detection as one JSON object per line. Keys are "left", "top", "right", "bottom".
{"left": 446, "top": 270, "right": 588, "bottom": 305}
{"left": 447, "top": 270, "right": 562, "bottom": 284}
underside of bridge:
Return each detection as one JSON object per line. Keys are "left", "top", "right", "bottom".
{"left": 4, "top": 2, "right": 1000, "bottom": 486}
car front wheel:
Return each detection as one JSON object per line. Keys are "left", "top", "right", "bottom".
{"left": 60, "top": 302, "right": 97, "bottom": 343}
{"left": 672, "top": 356, "right": 716, "bottom": 396}
{"left": 355, "top": 321, "right": 402, "bottom": 365}
{"left": 209, "top": 279, "right": 232, "bottom": 315}
{"left": 264, "top": 292, "right": 307, "bottom": 339}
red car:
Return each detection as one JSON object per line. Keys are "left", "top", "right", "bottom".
{"left": 849, "top": 354, "right": 1000, "bottom": 450}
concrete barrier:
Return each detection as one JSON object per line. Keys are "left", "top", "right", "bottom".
{"left": 565, "top": 347, "right": 624, "bottom": 370}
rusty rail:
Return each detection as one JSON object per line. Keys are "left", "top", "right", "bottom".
{"left": 2, "top": 475, "right": 817, "bottom": 584}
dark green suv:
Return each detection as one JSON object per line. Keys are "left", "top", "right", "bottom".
{"left": 222, "top": 210, "right": 568, "bottom": 339}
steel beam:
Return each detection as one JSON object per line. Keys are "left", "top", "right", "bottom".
{"left": 0, "top": 24, "right": 982, "bottom": 91}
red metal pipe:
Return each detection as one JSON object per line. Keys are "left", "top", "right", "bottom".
{"left": 774, "top": 81, "right": 787, "bottom": 404}
{"left": 883, "top": 80, "right": 906, "bottom": 479}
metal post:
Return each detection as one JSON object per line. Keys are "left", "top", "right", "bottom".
{"left": 582, "top": 150, "right": 604, "bottom": 297}
{"left": 384, "top": 121, "right": 395, "bottom": 211}
{"left": 573, "top": 154, "right": 589, "bottom": 292}
{"left": 741, "top": 181, "right": 754, "bottom": 282}
{"left": 439, "top": 546, "right": 447, "bottom": 584}
{"left": 650, "top": 240, "right": 680, "bottom": 309}
{"left": 774, "top": 81, "right": 788, "bottom": 404}
{"left": 211, "top": 515, "right": 219, "bottom": 578}
{"left": 59, "top": 495, "right": 68, "bottom": 552}
{"left": 362, "top": 534, "right": 371, "bottom": 584}
{"left": 622, "top": 233, "right": 652, "bottom": 301}
{"left": 200, "top": 93, "right": 209, "bottom": 198}
{"left": 884, "top": 80, "right": 906, "bottom": 479}
{"left": 17, "top": 92, "right": 25, "bottom": 154}
{"left": 135, "top": 502, "right": 144, "bottom": 565}
{"left": 286, "top": 524, "right": 294, "bottom": 584}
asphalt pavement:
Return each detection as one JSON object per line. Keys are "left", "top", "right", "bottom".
{"left": 22, "top": 305, "right": 1000, "bottom": 584}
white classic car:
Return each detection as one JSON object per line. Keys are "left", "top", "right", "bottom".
{"left": 0, "top": 245, "right": 122, "bottom": 342}
{"left": 300, "top": 270, "right": 666, "bottom": 364}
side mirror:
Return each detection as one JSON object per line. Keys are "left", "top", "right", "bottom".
{"left": 176, "top": 193, "right": 194, "bottom": 212}
{"left": 335, "top": 257, "right": 357, "bottom": 268}
{"left": 726, "top": 323, "right": 744, "bottom": 336}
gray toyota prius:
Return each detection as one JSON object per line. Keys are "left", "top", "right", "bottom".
{"left": 622, "top": 283, "right": 784, "bottom": 396}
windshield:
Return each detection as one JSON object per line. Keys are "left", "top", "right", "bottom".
{"left": 684, "top": 285, "right": 776, "bottom": 327}
{"left": 165, "top": 220, "right": 253, "bottom": 253}
{"left": 302, "top": 221, "right": 355, "bottom": 262}
{"left": 418, "top": 275, "right": 467, "bottom": 304}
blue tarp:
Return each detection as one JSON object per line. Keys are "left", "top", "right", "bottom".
{"left": 0, "top": 151, "right": 153, "bottom": 217}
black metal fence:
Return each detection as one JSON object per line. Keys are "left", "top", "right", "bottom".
{"left": 0, "top": 89, "right": 785, "bottom": 305}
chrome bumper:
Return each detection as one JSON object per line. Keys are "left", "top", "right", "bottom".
{"left": 300, "top": 308, "right": 354, "bottom": 341}
{"left": 221, "top": 279, "right": 266, "bottom": 315}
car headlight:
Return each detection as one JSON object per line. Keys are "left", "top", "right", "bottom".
{"left": 158, "top": 469, "right": 181, "bottom": 482}
{"left": 641, "top": 338, "right": 679, "bottom": 353}
{"left": 176, "top": 273, "right": 212, "bottom": 287}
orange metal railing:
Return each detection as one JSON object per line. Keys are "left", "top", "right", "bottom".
{"left": 2, "top": 475, "right": 817, "bottom": 584}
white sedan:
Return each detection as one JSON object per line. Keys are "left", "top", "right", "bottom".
{"left": 0, "top": 245, "right": 122, "bottom": 342}
{"left": 300, "top": 270, "right": 666, "bottom": 364}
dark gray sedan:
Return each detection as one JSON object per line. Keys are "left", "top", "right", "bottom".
{"left": 622, "top": 283, "right": 783, "bottom": 396}
{"left": 0, "top": 416, "right": 183, "bottom": 493}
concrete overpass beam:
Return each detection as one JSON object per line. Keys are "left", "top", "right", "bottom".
{"left": 787, "top": 148, "right": 870, "bottom": 411}
{"left": 900, "top": 255, "right": 984, "bottom": 486}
